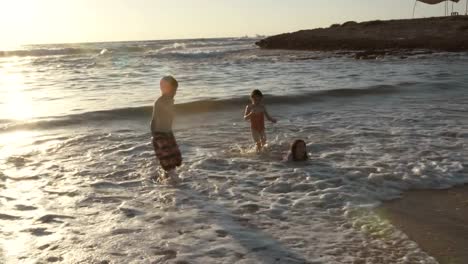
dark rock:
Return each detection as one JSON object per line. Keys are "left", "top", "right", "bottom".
{"left": 256, "top": 16, "right": 468, "bottom": 52}
{"left": 342, "top": 21, "right": 358, "bottom": 27}
{"left": 354, "top": 50, "right": 387, "bottom": 60}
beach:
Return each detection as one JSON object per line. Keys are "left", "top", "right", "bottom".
{"left": 378, "top": 184, "right": 468, "bottom": 264}
{"left": 0, "top": 38, "right": 467, "bottom": 263}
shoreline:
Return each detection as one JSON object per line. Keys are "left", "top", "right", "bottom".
{"left": 377, "top": 184, "right": 468, "bottom": 264}
{"left": 256, "top": 16, "right": 468, "bottom": 58}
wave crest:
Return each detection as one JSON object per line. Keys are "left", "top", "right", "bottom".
{"left": 0, "top": 84, "right": 410, "bottom": 132}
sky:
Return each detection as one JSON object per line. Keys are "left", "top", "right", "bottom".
{"left": 0, "top": 0, "right": 467, "bottom": 46}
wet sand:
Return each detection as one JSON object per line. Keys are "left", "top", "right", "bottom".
{"left": 377, "top": 185, "right": 468, "bottom": 264}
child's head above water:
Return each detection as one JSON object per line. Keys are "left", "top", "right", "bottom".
{"left": 250, "top": 89, "right": 263, "bottom": 104}
{"left": 290, "top": 139, "right": 308, "bottom": 161}
{"left": 160, "top": 76, "right": 178, "bottom": 97}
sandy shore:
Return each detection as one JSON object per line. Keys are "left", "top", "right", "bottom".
{"left": 377, "top": 185, "right": 468, "bottom": 264}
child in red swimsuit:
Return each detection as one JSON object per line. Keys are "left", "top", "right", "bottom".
{"left": 244, "top": 89, "right": 277, "bottom": 152}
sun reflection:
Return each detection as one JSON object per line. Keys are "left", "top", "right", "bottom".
{"left": 0, "top": 130, "right": 50, "bottom": 263}
{"left": 0, "top": 61, "right": 33, "bottom": 120}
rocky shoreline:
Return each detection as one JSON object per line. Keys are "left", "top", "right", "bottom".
{"left": 256, "top": 16, "right": 468, "bottom": 58}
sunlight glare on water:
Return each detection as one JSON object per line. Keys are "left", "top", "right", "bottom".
{"left": 0, "top": 61, "right": 33, "bottom": 120}
{"left": 0, "top": 131, "right": 38, "bottom": 159}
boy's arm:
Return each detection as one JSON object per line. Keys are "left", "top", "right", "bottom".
{"left": 264, "top": 106, "right": 277, "bottom": 123}
{"left": 150, "top": 102, "right": 158, "bottom": 133}
{"left": 244, "top": 105, "right": 253, "bottom": 120}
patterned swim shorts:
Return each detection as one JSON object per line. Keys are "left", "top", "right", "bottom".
{"left": 152, "top": 132, "right": 182, "bottom": 171}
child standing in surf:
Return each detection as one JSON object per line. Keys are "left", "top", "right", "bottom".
{"left": 151, "top": 76, "right": 182, "bottom": 183}
{"left": 244, "top": 89, "right": 277, "bottom": 152}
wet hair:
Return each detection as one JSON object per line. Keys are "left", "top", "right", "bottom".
{"left": 161, "top": 75, "right": 179, "bottom": 89}
{"left": 251, "top": 89, "right": 263, "bottom": 98}
{"left": 290, "top": 139, "right": 308, "bottom": 161}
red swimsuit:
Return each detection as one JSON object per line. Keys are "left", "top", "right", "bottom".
{"left": 250, "top": 111, "right": 265, "bottom": 132}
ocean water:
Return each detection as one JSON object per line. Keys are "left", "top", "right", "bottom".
{"left": 0, "top": 38, "right": 467, "bottom": 264}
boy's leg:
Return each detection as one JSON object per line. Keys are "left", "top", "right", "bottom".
{"left": 151, "top": 135, "right": 162, "bottom": 181}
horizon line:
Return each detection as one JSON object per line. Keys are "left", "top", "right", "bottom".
{"left": 13, "top": 35, "right": 267, "bottom": 47}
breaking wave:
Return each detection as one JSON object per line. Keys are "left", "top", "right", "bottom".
{"left": 0, "top": 83, "right": 419, "bottom": 132}
{"left": 0, "top": 38, "right": 256, "bottom": 58}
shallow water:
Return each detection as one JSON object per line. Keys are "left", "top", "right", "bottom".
{"left": 1, "top": 38, "right": 467, "bottom": 263}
